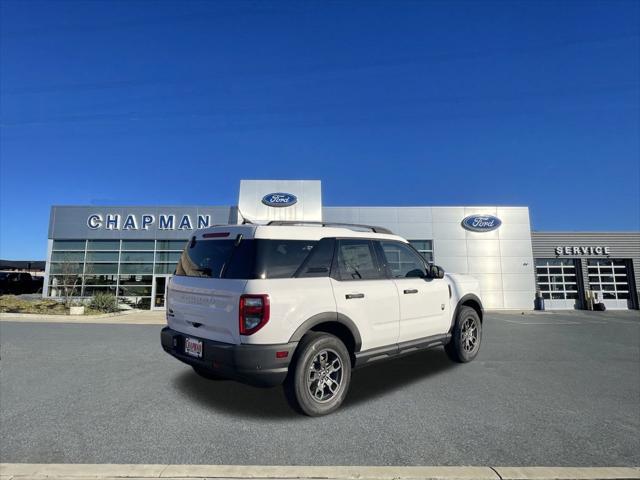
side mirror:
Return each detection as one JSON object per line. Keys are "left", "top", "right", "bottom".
{"left": 429, "top": 264, "right": 445, "bottom": 279}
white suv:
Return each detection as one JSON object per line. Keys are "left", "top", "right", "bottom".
{"left": 161, "top": 222, "right": 484, "bottom": 416}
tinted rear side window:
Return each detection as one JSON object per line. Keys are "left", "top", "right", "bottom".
{"left": 176, "top": 238, "right": 319, "bottom": 279}
{"left": 295, "top": 238, "right": 335, "bottom": 278}
{"left": 254, "top": 240, "right": 317, "bottom": 279}
{"left": 176, "top": 239, "right": 236, "bottom": 278}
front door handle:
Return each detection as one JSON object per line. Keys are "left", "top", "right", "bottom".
{"left": 345, "top": 293, "right": 365, "bottom": 299}
{"left": 403, "top": 289, "right": 418, "bottom": 294}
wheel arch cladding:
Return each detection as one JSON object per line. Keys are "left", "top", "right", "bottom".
{"left": 458, "top": 294, "right": 483, "bottom": 323}
{"left": 289, "top": 312, "right": 362, "bottom": 364}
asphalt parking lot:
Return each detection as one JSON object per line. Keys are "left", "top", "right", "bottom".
{"left": 1, "top": 310, "right": 638, "bottom": 466}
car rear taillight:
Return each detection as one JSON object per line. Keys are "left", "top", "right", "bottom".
{"left": 239, "top": 294, "right": 270, "bottom": 335}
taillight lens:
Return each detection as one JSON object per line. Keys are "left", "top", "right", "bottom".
{"left": 239, "top": 294, "right": 270, "bottom": 335}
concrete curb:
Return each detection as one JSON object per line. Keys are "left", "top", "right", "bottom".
{"left": 495, "top": 467, "right": 640, "bottom": 479}
{"left": 1, "top": 464, "right": 639, "bottom": 480}
{"left": 0, "top": 311, "right": 165, "bottom": 325}
{"left": 0, "top": 311, "right": 132, "bottom": 319}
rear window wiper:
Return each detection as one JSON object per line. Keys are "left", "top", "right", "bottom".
{"left": 220, "top": 234, "right": 244, "bottom": 278}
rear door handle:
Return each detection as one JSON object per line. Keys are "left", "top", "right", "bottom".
{"left": 345, "top": 293, "right": 365, "bottom": 299}
{"left": 403, "top": 289, "right": 418, "bottom": 294}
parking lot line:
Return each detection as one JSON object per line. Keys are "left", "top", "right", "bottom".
{"left": 493, "top": 317, "right": 581, "bottom": 325}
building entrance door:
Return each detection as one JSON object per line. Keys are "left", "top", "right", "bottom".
{"left": 152, "top": 275, "right": 171, "bottom": 310}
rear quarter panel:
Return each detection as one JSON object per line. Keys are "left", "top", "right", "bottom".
{"left": 241, "top": 277, "right": 337, "bottom": 344}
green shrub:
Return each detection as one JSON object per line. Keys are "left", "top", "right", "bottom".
{"left": 89, "top": 293, "right": 119, "bottom": 313}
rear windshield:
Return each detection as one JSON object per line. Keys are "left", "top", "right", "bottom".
{"left": 175, "top": 238, "right": 329, "bottom": 279}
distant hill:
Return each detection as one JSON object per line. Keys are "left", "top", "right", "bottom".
{"left": 0, "top": 260, "right": 46, "bottom": 271}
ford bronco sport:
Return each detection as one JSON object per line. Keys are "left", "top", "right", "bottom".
{"left": 161, "top": 221, "right": 483, "bottom": 416}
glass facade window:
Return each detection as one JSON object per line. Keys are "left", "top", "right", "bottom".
{"left": 535, "top": 258, "right": 579, "bottom": 300}
{"left": 120, "top": 263, "right": 154, "bottom": 274}
{"left": 85, "top": 263, "right": 119, "bottom": 274}
{"left": 119, "top": 274, "right": 153, "bottom": 285}
{"left": 118, "top": 285, "right": 152, "bottom": 296}
{"left": 86, "top": 252, "right": 119, "bottom": 262}
{"left": 154, "top": 263, "right": 176, "bottom": 274}
{"left": 87, "top": 240, "right": 120, "bottom": 250}
{"left": 409, "top": 240, "right": 434, "bottom": 263}
{"left": 48, "top": 283, "right": 81, "bottom": 297}
{"left": 155, "top": 252, "right": 181, "bottom": 263}
{"left": 49, "top": 275, "right": 82, "bottom": 286}
{"left": 51, "top": 251, "right": 85, "bottom": 262}
{"left": 122, "top": 240, "right": 155, "bottom": 250}
{"left": 156, "top": 240, "right": 187, "bottom": 250}
{"left": 120, "top": 297, "right": 151, "bottom": 310}
{"left": 48, "top": 238, "right": 187, "bottom": 309}
{"left": 50, "top": 262, "right": 83, "bottom": 274}
{"left": 84, "top": 275, "right": 117, "bottom": 285}
{"left": 84, "top": 286, "right": 117, "bottom": 296}
{"left": 120, "top": 251, "right": 154, "bottom": 263}
{"left": 52, "top": 240, "right": 86, "bottom": 250}
{"left": 587, "top": 259, "right": 630, "bottom": 301}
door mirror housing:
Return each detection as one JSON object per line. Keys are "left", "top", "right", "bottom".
{"left": 429, "top": 264, "right": 445, "bottom": 279}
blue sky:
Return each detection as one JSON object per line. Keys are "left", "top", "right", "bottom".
{"left": 1, "top": 0, "right": 638, "bottom": 260}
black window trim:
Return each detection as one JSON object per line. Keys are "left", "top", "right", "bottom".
{"left": 293, "top": 237, "right": 336, "bottom": 279}
{"left": 372, "top": 240, "right": 392, "bottom": 279}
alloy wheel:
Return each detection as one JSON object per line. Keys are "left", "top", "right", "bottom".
{"left": 307, "top": 348, "right": 343, "bottom": 403}
{"left": 461, "top": 317, "right": 479, "bottom": 352}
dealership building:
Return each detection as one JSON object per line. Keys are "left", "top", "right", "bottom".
{"left": 44, "top": 180, "right": 640, "bottom": 311}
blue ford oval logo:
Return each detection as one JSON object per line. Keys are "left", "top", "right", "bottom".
{"left": 461, "top": 214, "right": 502, "bottom": 232}
{"left": 261, "top": 192, "right": 298, "bottom": 207}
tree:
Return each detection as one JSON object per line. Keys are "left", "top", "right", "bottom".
{"left": 50, "top": 254, "right": 83, "bottom": 308}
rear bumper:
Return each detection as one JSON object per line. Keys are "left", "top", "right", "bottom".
{"left": 160, "top": 327, "right": 297, "bottom": 387}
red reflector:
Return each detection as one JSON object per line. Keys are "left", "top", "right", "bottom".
{"left": 203, "top": 232, "right": 230, "bottom": 238}
{"left": 276, "top": 351, "right": 288, "bottom": 359}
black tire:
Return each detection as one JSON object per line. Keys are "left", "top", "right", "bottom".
{"left": 284, "top": 332, "right": 352, "bottom": 417}
{"left": 445, "top": 306, "right": 482, "bottom": 363}
{"left": 192, "top": 365, "right": 225, "bottom": 380}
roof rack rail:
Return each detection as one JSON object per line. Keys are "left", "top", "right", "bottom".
{"left": 266, "top": 221, "right": 394, "bottom": 235}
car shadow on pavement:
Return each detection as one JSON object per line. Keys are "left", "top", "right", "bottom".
{"left": 173, "top": 346, "right": 458, "bottom": 418}
{"left": 172, "top": 369, "right": 300, "bottom": 420}
{"left": 344, "top": 347, "right": 458, "bottom": 409}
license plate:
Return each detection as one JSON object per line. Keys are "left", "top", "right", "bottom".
{"left": 184, "top": 337, "right": 203, "bottom": 358}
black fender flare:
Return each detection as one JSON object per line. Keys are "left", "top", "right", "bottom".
{"left": 288, "top": 312, "right": 363, "bottom": 352}
{"left": 450, "top": 293, "right": 484, "bottom": 332}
